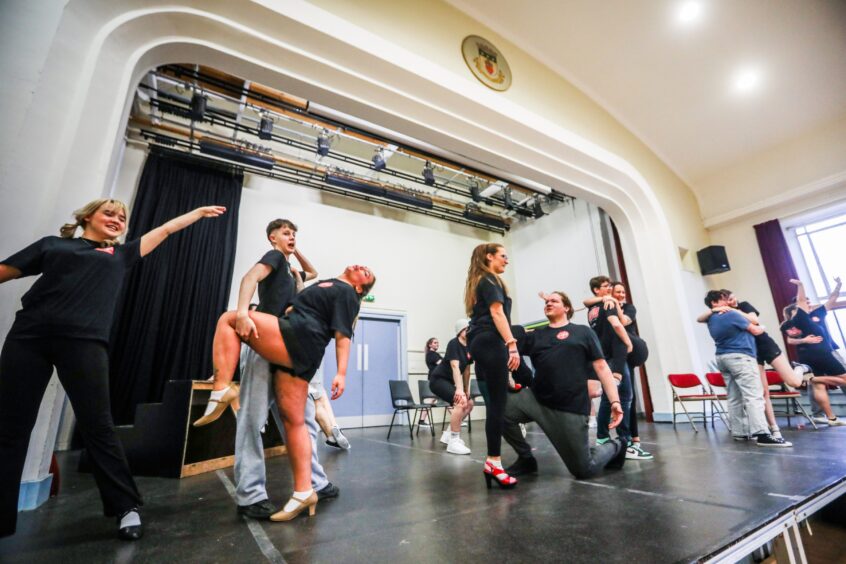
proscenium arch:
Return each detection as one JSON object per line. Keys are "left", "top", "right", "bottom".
{"left": 41, "top": 1, "right": 703, "bottom": 414}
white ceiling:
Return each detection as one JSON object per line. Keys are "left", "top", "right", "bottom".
{"left": 447, "top": 0, "right": 846, "bottom": 189}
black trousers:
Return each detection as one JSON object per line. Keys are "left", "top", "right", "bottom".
{"left": 0, "top": 337, "right": 142, "bottom": 537}
{"left": 469, "top": 331, "right": 509, "bottom": 457}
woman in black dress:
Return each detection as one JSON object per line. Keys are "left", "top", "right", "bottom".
{"left": 0, "top": 199, "right": 225, "bottom": 540}
{"left": 212, "top": 265, "right": 375, "bottom": 520}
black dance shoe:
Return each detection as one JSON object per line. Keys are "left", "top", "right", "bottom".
{"left": 316, "top": 482, "right": 340, "bottom": 501}
{"left": 505, "top": 455, "right": 538, "bottom": 477}
{"left": 117, "top": 509, "right": 143, "bottom": 541}
{"left": 237, "top": 499, "right": 276, "bottom": 520}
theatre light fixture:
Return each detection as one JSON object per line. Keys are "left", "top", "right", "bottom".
{"left": 317, "top": 129, "right": 331, "bottom": 156}
{"left": 258, "top": 114, "right": 274, "bottom": 140}
{"left": 422, "top": 161, "right": 435, "bottom": 186}
{"left": 372, "top": 147, "right": 387, "bottom": 171}
{"left": 190, "top": 92, "right": 207, "bottom": 121}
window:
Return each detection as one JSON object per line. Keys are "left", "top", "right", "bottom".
{"left": 790, "top": 212, "right": 846, "bottom": 351}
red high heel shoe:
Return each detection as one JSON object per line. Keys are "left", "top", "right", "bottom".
{"left": 484, "top": 460, "right": 518, "bottom": 489}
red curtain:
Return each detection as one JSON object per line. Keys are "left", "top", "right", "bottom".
{"left": 753, "top": 219, "right": 798, "bottom": 359}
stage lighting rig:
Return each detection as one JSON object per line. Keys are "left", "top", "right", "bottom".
{"left": 422, "top": 161, "right": 435, "bottom": 186}
{"left": 258, "top": 114, "right": 274, "bottom": 140}
{"left": 317, "top": 129, "right": 331, "bottom": 156}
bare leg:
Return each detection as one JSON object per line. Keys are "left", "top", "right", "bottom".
{"left": 212, "top": 310, "right": 293, "bottom": 385}
{"left": 274, "top": 371, "right": 311, "bottom": 492}
{"left": 314, "top": 394, "right": 335, "bottom": 437}
{"left": 758, "top": 365, "right": 778, "bottom": 430}
{"left": 811, "top": 382, "right": 835, "bottom": 419}
{"left": 450, "top": 399, "right": 473, "bottom": 433}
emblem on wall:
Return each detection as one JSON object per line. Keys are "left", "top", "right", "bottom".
{"left": 461, "top": 35, "right": 512, "bottom": 91}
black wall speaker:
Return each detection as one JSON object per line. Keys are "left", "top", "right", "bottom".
{"left": 697, "top": 245, "right": 730, "bottom": 275}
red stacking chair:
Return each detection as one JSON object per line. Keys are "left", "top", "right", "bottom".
{"left": 667, "top": 373, "right": 721, "bottom": 432}
{"left": 703, "top": 372, "right": 731, "bottom": 431}
{"left": 765, "top": 371, "right": 817, "bottom": 430}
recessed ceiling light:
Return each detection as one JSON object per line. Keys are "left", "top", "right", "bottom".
{"left": 676, "top": 1, "right": 703, "bottom": 25}
{"left": 732, "top": 66, "right": 763, "bottom": 95}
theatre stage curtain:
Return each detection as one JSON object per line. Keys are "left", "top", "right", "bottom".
{"left": 753, "top": 219, "right": 798, "bottom": 360}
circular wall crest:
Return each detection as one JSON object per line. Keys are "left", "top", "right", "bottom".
{"left": 461, "top": 35, "right": 512, "bottom": 91}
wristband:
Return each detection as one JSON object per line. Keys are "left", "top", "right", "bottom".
{"left": 504, "top": 338, "right": 517, "bottom": 346}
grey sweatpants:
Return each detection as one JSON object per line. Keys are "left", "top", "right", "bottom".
{"left": 503, "top": 389, "right": 620, "bottom": 479}
{"left": 234, "top": 347, "right": 328, "bottom": 506}
{"left": 716, "top": 353, "right": 768, "bottom": 437}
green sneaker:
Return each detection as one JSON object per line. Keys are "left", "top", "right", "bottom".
{"left": 596, "top": 437, "right": 611, "bottom": 446}
{"left": 625, "top": 442, "right": 654, "bottom": 460}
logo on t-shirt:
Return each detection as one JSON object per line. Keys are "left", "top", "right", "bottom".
{"left": 318, "top": 282, "right": 333, "bottom": 288}
{"left": 95, "top": 247, "right": 115, "bottom": 255}
{"left": 556, "top": 330, "right": 570, "bottom": 340}
{"left": 785, "top": 327, "right": 801, "bottom": 337}
{"left": 587, "top": 307, "right": 598, "bottom": 323}
{"left": 811, "top": 317, "right": 820, "bottom": 323}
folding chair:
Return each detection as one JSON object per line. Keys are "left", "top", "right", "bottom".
{"left": 703, "top": 372, "right": 732, "bottom": 431}
{"left": 416, "top": 380, "right": 446, "bottom": 435}
{"left": 387, "top": 380, "right": 433, "bottom": 441}
{"left": 765, "top": 371, "right": 817, "bottom": 430}
{"left": 667, "top": 373, "right": 721, "bottom": 432}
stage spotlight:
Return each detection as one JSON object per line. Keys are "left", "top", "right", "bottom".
{"left": 532, "top": 198, "right": 546, "bottom": 218}
{"left": 422, "top": 161, "right": 435, "bottom": 186}
{"left": 317, "top": 129, "right": 331, "bottom": 156}
{"left": 372, "top": 148, "right": 387, "bottom": 171}
{"left": 190, "top": 92, "right": 207, "bottom": 121}
{"left": 503, "top": 187, "right": 515, "bottom": 210}
{"left": 258, "top": 114, "right": 274, "bottom": 140}
{"left": 470, "top": 178, "right": 482, "bottom": 202}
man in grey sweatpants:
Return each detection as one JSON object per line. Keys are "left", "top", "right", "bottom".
{"left": 502, "top": 291, "right": 627, "bottom": 479}
{"left": 234, "top": 347, "right": 337, "bottom": 519}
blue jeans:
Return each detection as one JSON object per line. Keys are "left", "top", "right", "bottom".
{"left": 597, "top": 363, "right": 633, "bottom": 443}
{"left": 234, "top": 347, "right": 328, "bottom": 506}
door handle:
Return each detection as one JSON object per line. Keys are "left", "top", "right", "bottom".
{"left": 364, "top": 344, "right": 369, "bottom": 371}
{"left": 356, "top": 344, "right": 362, "bottom": 371}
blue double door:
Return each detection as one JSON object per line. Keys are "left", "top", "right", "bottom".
{"left": 321, "top": 316, "right": 402, "bottom": 428}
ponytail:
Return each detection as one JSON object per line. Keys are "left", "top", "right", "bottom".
{"left": 59, "top": 221, "right": 80, "bottom": 238}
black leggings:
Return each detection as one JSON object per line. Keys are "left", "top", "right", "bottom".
{"left": 469, "top": 331, "right": 510, "bottom": 457}
{"left": 0, "top": 338, "right": 142, "bottom": 537}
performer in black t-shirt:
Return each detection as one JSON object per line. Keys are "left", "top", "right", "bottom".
{"left": 464, "top": 243, "right": 520, "bottom": 489}
{"left": 428, "top": 319, "right": 474, "bottom": 455}
{"left": 0, "top": 199, "right": 225, "bottom": 540}
{"left": 194, "top": 218, "right": 317, "bottom": 426}
{"left": 503, "top": 291, "right": 627, "bottom": 479}
{"left": 418, "top": 337, "right": 443, "bottom": 429}
{"left": 780, "top": 278, "right": 846, "bottom": 426}
{"left": 211, "top": 265, "right": 375, "bottom": 520}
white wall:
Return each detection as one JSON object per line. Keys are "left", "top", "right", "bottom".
{"left": 507, "top": 199, "right": 607, "bottom": 326}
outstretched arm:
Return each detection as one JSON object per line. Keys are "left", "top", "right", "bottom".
{"left": 0, "top": 265, "right": 22, "bottom": 284}
{"left": 293, "top": 248, "right": 318, "bottom": 282}
{"left": 139, "top": 206, "right": 226, "bottom": 257}
{"left": 789, "top": 279, "right": 810, "bottom": 312}
{"left": 825, "top": 277, "right": 842, "bottom": 310}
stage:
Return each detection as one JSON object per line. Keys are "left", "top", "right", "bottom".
{"left": 1, "top": 421, "right": 845, "bottom": 563}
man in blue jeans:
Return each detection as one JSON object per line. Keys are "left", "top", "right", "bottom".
{"left": 704, "top": 290, "right": 789, "bottom": 447}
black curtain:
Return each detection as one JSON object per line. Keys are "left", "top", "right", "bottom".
{"left": 110, "top": 150, "right": 243, "bottom": 424}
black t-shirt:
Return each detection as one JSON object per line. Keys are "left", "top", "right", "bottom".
{"left": 430, "top": 338, "right": 473, "bottom": 382}
{"left": 522, "top": 323, "right": 604, "bottom": 415}
{"left": 781, "top": 306, "right": 838, "bottom": 356}
{"left": 2, "top": 236, "right": 142, "bottom": 344}
{"left": 255, "top": 250, "right": 302, "bottom": 317}
{"left": 425, "top": 350, "right": 443, "bottom": 372}
{"left": 737, "top": 301, "right": 759, "bottom": 317}
{"left": 285, "top": 279, "right": 361, "bottom": 365}
{"left": 622, "top": 303, "right": 637, "bottom": 334}
{"left": 468, "top": 274, "right": 511, "bottom": 339}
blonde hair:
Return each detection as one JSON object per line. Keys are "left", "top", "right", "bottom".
{"left": 464, "top": 243, "right": 508, "bottom": 316}
{"left": 60, "top": 199, "right": 129, "bottom": 246}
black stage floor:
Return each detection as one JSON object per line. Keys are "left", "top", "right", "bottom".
{"left": 2, "top": 421, "right": 845, "bottom": 563}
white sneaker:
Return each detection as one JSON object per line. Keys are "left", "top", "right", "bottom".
{"left": 440, "top": 430, "right": 451, "bottom": 445}
{"left": 520, "top": 423, "right": 527, "bottom": 438}
{"left": 827, "top": 417, "right": 846, "bottom": 427}
{"left": 812, "top": 416, "right": 831, "bottom": 425}
{"left": 461, "top": 421, "right": 469, "bottom": 427}
{"left": 446, "top": 437, "right": 471, "bottom": 455}
{"left": 419, "top": 421, "right": 432, "bottom": 428}
{"left": 588, "top": 416, "right": 597, "bottom": 429}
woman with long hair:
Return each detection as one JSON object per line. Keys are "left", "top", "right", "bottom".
{"left": 464, "top": 243, "right": 519, "bottom": 489}
{"left": 0, "top": 199, "right": 225, "bottom": 540}
{"left": 212, "top": 265, "right": 375, "bottom": 520}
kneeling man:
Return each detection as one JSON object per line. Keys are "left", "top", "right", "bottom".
{"left": 504, "top": 291, "right": 627, "bottom": 479}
